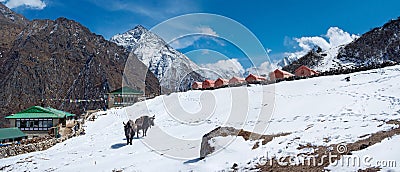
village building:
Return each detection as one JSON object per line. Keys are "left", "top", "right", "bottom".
{"left": 106, "top": 86, "right": 144, "bottom": 108}
{"left": 0, "top": 127, "right": 27, "bottom": 143}
{"left": 191, "top": 82, "right": 203, "bottom": 89}
{"left": 5, "top": 106, "right": 75, "bottom": 136}
{"left": 245, "top": 74, "right": 267, "bottom": 83}
{"left": 295, "top": 65, "right": 318, "bottom": 77}
{"left": 269, "top": 69, "right": 294, "bottom": 80}
{"left": 228, "top": 76, "right": 246, "bottom": 85}
{"left": 214, "top": 78, "right": 229, "bottom": 88}
{"left": 202, "top": 80, "right": 215, "bottom": 89}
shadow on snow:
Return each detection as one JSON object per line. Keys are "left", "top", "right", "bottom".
{"left": 183, "top": 158, "right": 202, "bottom": 164}
{"left": 111, "top": 143, "right": 127, "bottom": 149}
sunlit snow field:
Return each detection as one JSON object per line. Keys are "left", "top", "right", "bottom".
{"left": 2, "top": 65, "right": 400, "bottom": 171}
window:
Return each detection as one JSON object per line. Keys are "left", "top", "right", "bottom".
{"left": 16, "top": 119, "right": 53, "bottom": 131}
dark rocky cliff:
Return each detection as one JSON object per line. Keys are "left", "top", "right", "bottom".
{"left": 0, "top": 4, "right": 160, "bottom": 127}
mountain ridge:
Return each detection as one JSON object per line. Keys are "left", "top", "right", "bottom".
{"left": 282, "top": 17, "right": 400, "bottom": 73}
{"left": 0, "top": 5, "right": 160, "bottom": 127}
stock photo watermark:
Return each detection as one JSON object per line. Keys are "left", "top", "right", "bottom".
{"left": 259, "top": 144, "right": 397, "bottom": 168}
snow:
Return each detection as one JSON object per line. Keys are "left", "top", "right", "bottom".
{"left": 2, "top": 65, "right": 400, "bottom": 171}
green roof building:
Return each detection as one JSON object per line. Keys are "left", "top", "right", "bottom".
{"left": 5, "top": 106, "right": 75, "bottom": 135}
{"left": 0, "top": 127, "right": 27, "bottom": 143}
{"left": 106, "top": 86, "right": 144, "bottom": 108}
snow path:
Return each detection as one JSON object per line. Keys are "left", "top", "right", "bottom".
{"left": 2, "top": 66, "right": 400, "bottom": 171}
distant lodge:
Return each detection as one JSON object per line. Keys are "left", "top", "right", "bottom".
{"left": 295, "top": 65, "right": 318, "bottom": 77}
{"left": 105, "top": 86, "right": 145, "bottom": 108}
{"left": 192, "top": 65, "right": 318, "bottom": 89}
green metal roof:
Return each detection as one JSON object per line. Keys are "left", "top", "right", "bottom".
{"left": 45, "top": 107, "right": 75, "bottom": 117}
{"left": 19, "top": 106, "right": 53, "bottom": 114}
{"left": 6, "top": 113, "right": 61, "bottom": 119}
{"left": 0, "top": 128, "right": 27, "bottom": 141}
{"left": 5, "top": 106, "right": 75, "bottom": 119}
{"left": 109, "top": 86, "right": 144, "bottom": 95}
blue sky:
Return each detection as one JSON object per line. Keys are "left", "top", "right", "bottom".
{"left": 3, "top": 0, "right": 400, "bottom": 68}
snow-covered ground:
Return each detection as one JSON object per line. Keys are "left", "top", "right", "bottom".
{"left": 327, "top": 135, "right": 400, "bottom": 171}
{"left": 2, "top": 65, "right": 400, "bottom": 171}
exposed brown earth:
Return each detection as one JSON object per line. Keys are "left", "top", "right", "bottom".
{"left": 256, "top": 120, "right": 400, "bottom": 171}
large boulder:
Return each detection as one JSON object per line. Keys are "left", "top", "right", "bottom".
{"left": 200, "top": 126, "right": 291, "bottom": 159}
{"left": 200, "top": 127, "right": 239, "bottom": 159}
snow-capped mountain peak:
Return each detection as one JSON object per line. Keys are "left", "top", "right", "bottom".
{"left": 110, "top": 25, "right": 148, "bottom": 52}
{"left": 111, "top": 25, "right": 203, "bottom": 93}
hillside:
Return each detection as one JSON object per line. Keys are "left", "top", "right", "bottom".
{"left": 283, "top": 17, "right": 400, "bottom": 72}
{"left": 2, "top": 65, "right": 400, "bottom": 171}
{"left": 0, "top": 3, "right": 28, "bottom": 54}
{"left": 0, "top": 3, "right": 28, "bottom": 74}
{"left": 0, "top": 5, "right": 160, "bottom": 127}
{"left": 282, "top": 46, "right": 325, "bottom": 73}
{"left": 337, "top": 17, "right": 400, "bottom": 65}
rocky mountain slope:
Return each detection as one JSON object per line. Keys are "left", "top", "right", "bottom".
{"left": 283, "top": 17, "right": 400, "bottom": 72}
{"left": 276, "top": 57, "right": 293, "bottom": 68}
{"left": 337, "top": 17, "right": 400, "bottom": 65}
{"left": 282, "top": 46, "right": 326, "bottom": 73}
{"left": 0, "top": 3, "right": 28, "bottom": 65}
{"left": 282, "top": 46, "right": 346, "bottom": 73}
{"left": 111, "top": 25, "right": 203, "bottom": 93}
{"left": 0, "top": 4, "right": 160, "bottom": 127}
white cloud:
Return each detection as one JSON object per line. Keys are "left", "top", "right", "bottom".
{"left": 2, "top": 0, "right": 46, "bottom": 9}
{"left": 170, "top": 37, "right": 198, "bottom": 49}
{"left": 196, "top": 26, "right": 218, "bottom": 36}
{"left": 295, "top": 36, "right": 331, "bottom": 51}
{"left": 245, "top": 61, "right": 275, "bottom": 77}
{"left": 284, "top": 27, "right": 359, "bottom": 60}
{"left": 169, "top": 26, "right": 225, "bottom": 49}
{"left": 326, "top": 27, "right": 359, "bottom": 48}
{"left": 198, "top": 59, "right": 245, "bottom": 80}
{"left": 89, "top": 0, "right": 198, "bottom": 20}
{"left": 201, "top": 49, "right": 210, "bottom": 55}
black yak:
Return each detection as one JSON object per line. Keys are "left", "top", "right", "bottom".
{"left": 123, "top": 120, "right": 136, "bottom": 145}
{"left": 135, "top": 115, "right": 155, "bottom": 138}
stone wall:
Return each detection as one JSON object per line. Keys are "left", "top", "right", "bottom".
{"left": 0, "top": 136, "right": 68, "bottom": 158}
{"left": 0, "top": 121, "right": 85, "bottom": 159}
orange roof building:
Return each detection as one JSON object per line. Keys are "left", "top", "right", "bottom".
{"left": 214, "top": 78, "right": 229, "bottom": 88}
{"left": 192, "top": 82, "right": 203, "bottom": 89}
{"left": 294, "top": 65, "right": 318, "bottom": 77}
{"left": 245, "top": 74, "right": 267, "bottom": 83}
{"left": 228, "top": 76, "right": 246, "bottom": 85}
{"left": 269, "top": 69, "right": 294, "bottom": 80}
{"left": 202, "top": 80, "right": 215, "bottom": 89}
